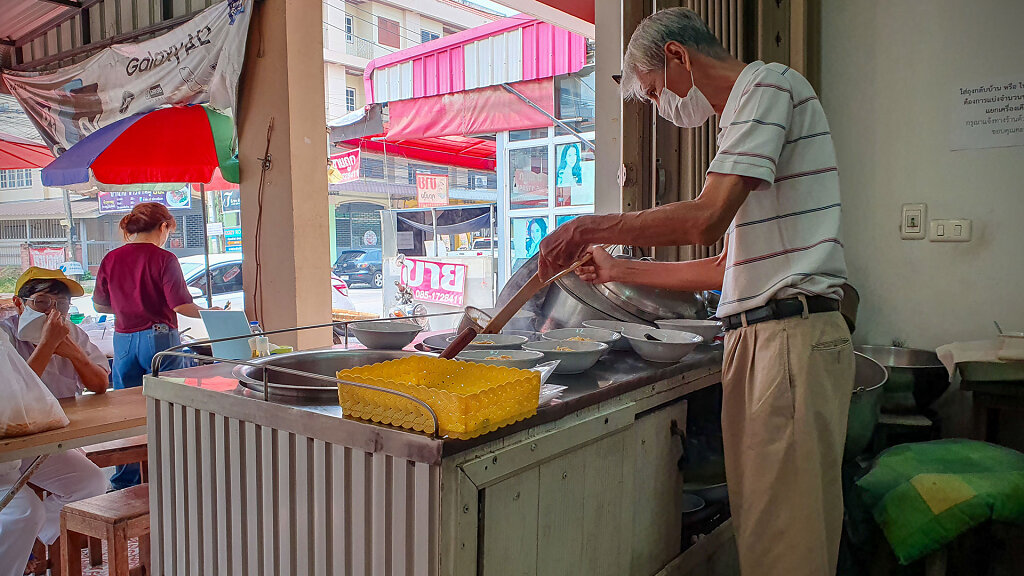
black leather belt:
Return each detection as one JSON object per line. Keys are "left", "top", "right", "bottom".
{"left": 721, "top": 296, "right": 840, "bottom": 331}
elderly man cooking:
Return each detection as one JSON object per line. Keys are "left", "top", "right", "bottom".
{"left": 540, "top": 8, "right": 852, "bottom": 576}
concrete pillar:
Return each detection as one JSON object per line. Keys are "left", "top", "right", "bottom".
{"left": 238, "top": 0, "right": 332, "bottom": 349}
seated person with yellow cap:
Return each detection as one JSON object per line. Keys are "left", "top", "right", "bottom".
{"left": 1, "top": 267, "right": 109, "bottom": 397}
{"left": 0, "top": 267, "right": 109, "bottom": 575}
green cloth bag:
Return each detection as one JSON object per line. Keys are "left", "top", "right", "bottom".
{"left": 855, "top": 439, "right": 1024, "bottom": 565}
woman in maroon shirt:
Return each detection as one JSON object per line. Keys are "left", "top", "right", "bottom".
{"left": 93, "top": 202, "right": 215, "bottom": 488}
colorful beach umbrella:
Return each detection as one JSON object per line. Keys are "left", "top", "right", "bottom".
{"left": 0, "top": 132, "right": 54, "bottom": 170}
{"left": 41, "top": 105, "right": 239, "bottom": 190}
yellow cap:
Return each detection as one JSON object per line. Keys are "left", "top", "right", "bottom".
{"left": 15, "top": 266, "right": 85, "bottom": 298}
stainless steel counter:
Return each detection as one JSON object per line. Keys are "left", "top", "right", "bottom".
{"left": 147, "top": 346, "right": 722, "bottom": 457}
{"left": 143, "top": 347, "right": 723, "bottom": 575}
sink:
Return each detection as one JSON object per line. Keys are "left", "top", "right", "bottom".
{"left": 232, "top": 349, "right": 421, "bottom": 402}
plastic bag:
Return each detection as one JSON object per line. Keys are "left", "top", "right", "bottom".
{"left": 0, "top": 336, "right": 69, "bottom": 438}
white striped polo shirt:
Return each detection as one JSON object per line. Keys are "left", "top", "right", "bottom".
{"left": 709, "top": 61, "right": 847, "bottom": 318}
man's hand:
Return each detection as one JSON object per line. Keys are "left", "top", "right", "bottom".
{"left": 538, "top": 216, "right": 595, "bottom": 282}
{"left": 575, "top": 246, "right": 618, "bottom": 284}
{"left": 53, "top": 336, "right": 84, "bottom": 360}
{"left": 38, "top": 309, "right": 70, "bottom": 352}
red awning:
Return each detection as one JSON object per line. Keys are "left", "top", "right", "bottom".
{"left": 339, "top": 135, "right": 496, "bottom": 171}
{"left": 0, "top": 132, "right": 53, "bottom": 170}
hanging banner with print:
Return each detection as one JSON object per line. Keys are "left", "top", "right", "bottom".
{"left": 329, "top": 149, "right": 360, "bottom": 184}
{"left": 1, "top": 0, "right": 252, "bottom": 155}
{"left": 416, "top": 173, "right": 449, "bottom": 207}
{"left": 400, "top": 257, "right": 467, "bottom": 307}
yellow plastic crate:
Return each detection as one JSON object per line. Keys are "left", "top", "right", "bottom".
{"left": 336, "top": 356, "right": 541, "bottom": 439}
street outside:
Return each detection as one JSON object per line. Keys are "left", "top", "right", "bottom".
{"left": 68, "top": 285, "right": 384, "bottom": 344}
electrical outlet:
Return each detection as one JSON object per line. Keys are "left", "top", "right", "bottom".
{"left": 929, "top": 219, "right": 972, "bottom": 242}
{"left": 900, "top": 203, "right": 926, "bottom": 239}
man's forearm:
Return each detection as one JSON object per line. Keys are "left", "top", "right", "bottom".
{"left": 66, "top": 350, "right": 109, "bottom": 394}
{"left": 608, "top": 256, "right": 725, "bottom": 292}
{"left": 575, "top": 201, "right": 714, "bottom": 248}
{"left": 27, "top": 343, "right": 58, "bottom": 378}
{"left": 577, "top": 173, "right": 754, "bottom": 248}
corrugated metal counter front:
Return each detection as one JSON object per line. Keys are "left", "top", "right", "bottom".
{"left": 142, "top": 348, "right": 723, "bottom": 576}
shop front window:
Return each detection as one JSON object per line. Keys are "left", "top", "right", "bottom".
{"left": 509, "top": 146, "right": 549, "bottom": 210}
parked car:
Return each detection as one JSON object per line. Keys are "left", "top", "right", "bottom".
{"left": 178, "top": 254, "right": 355, "bottom": 311}
{"left": 333, "top": 248, "right": 383, "bottom": 289}
{"left": 449, "top": 237, "right": 496, "bottom": 258}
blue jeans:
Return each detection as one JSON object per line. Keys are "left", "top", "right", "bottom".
{"left": 110, "top": 325, "right": 183, "bottom": 491}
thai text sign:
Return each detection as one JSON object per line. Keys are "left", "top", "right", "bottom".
{"left": 416, "top": 173, "right": 449, "bottom": 207}
{"left": 98, "top": 188, "right": 191, "bottom": 213}
{"left": 330, "top": 149, "right": 360, "bottom": 184}
{"left": 30, "top": 247, "right": 66, "bottom": 270}
{"left": 400, "top": 258, "right": 467, "bottom": 307}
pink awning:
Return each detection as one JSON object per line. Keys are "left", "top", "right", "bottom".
{"left": 387, "top": 78, "right": 553, "bottom": 141}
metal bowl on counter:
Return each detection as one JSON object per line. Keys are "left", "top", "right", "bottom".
{"left": 349, "top": 320, "right": 422, "bottom": 350}
{"left": 232, "top": 349, "right": 420, "bottom": 401}
{"left": 855, "top": 345, "right": 947, "bottom": 413}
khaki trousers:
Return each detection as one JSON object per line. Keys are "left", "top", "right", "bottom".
{"left": 722, "top": 310, "right": 854, "bottom": 576}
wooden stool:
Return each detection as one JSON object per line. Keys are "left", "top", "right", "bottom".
{"left": 60, "top": 484, "right": 151, "bottom": 576}
{"left": 82, "top": 435, "right": 148, "bottom": 567}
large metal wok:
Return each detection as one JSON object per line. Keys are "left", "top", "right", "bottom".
{"left": 493, "top": 253, "right": 709, "bottom": 332}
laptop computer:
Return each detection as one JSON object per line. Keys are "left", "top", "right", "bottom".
{"left": 199, "top": 310, "right": 254, "bottom": 361}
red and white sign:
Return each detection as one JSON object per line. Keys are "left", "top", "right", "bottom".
{"left": 29, "top": 247, "right": 66, "bottom": 270}
{"left": 400, "top": 258, "right": 467, "bottom": 307}
{"left": 330, "top": 149, "right": 361, "bottom": 184}
{"left": 416, "top": 173, "right": 449, "bottom": 207}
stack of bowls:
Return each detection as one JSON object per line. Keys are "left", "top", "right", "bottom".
{"left": 655, "top": 319, "right": 723, "bottom": 343}
{"left": 541, "top": 327, "right": 621, "bottom": 350}
{"left": 522, "top": 340, "right": 608, "bottom": 374}
{"left": 621, "top": 325, "right": 702, "bottom": 363}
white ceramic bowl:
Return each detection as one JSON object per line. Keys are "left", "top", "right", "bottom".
{"left": 446, "top": 333, "right": 529, "bottom": 351}
{"left": 542, "top": 327, "right": 621, "bottom": 349}
{"left": 621, "top": 326, "right": 703, "bottom": 363}
{"left": 522, "top": 340, "right": 609, "bottom": 374}
{"left": 655, "top": 319, "right": 723, "bottom": 343}
{"left": 582, "top": 320, "right": 649, "bottom": 350}
{"left": 456, "top": 350, "right": 546, "bottom": 369}
{"left": 350, "top": 321, "right": 423, "bottom": 350}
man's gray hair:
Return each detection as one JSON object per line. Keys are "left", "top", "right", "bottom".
{"left": 621, "top": 7, "right": 729, "bottom": 101}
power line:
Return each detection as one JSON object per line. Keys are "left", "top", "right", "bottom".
{"left": 323, "top": 17, "right": 396, "bottom": 56}
{"left": 323, "top": 2, "right": 427, "bottom": 49}
{"left": 326, "top": 1, "right": 437, "bottom": 47}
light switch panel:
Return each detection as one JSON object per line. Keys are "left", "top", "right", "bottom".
{"left": 929, "top": 219, "right": 972, "bottom": 242}
{"left": 900, "top": 203, "right": 927, "bottom": 239}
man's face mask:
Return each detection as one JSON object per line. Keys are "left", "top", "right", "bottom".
{"left": 16, "top": 302, "right": 47, "bottom": 344}
{"left": 656, "top": 59, "right": 715, "bottom": 128}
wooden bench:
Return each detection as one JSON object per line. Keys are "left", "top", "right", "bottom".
{"left": 82, "top": 435, "right": 148, "bottom": 566}
{"left": 60, "top": 484, "right": 151, "bottom": 576}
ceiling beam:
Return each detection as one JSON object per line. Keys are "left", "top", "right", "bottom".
{"left": 37, "top": 0, "right": 82, "bottom": 8}
{"left": 488, "top": 0, "right": 595, "bottom": 39}
{"left": 14, "top": 0, "right": 102, "bottom": 47}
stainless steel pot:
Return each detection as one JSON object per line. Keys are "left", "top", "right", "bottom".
{"left": 844, "top": 352, "right": 888, "bottom": 461}
{"left": 855, "top": 345, "right": 948, "bottom": 413}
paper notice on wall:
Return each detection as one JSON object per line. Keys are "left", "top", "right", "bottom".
{"left": 951, "top": 75, "right": 1024, "bottom": 151}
